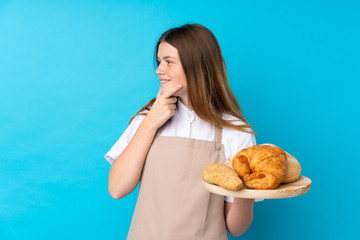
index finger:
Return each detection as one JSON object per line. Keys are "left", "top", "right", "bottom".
{"left": 162, "top": 84, "right": 183, "bottom": 98}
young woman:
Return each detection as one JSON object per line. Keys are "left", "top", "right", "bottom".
{"left": 105, "top": 23, "right": 259, "bottom": 239}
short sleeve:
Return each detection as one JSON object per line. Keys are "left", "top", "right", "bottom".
{"left": 225, "top": 131, "right": 256, "bottom": 161}
{"left": 104, "top": 114, "right": 146, "bottom": 165}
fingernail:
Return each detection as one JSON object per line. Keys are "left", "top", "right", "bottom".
{"left": 179, "top": 84, "right": 182, "bottom": 87}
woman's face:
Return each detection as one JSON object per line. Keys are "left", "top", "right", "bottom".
{"left": 156, "top": 41, "right": 188, "bottom": 98}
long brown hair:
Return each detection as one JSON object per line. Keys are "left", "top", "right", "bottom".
{"left": 129, "top": 23, "right": 254, "bottom": 134}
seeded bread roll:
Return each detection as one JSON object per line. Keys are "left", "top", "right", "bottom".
{"left": 202, "top": 163, "right": 243, "bottom": 191}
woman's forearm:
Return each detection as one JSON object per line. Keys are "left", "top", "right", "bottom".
{"left": 108, "top": 85, "right": 182, "bottom": 200}
{"left": 225, "top": 198, "right": 254, "bottom": 237}
{"left": 108, "top": 118, "right": 158, "bottom": 200}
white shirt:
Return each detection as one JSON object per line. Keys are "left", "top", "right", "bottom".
{"left": 105, "top": 99, "right": 263, "bottom": 203}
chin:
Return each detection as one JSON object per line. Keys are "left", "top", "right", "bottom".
{"left": 160, "top": 83, "right": 173, "bottom": 91}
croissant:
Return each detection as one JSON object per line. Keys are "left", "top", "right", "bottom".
{"left": 232, "top": 144, "right": 287, "bottom": 190}
{"left": 259, "top": 144, "right": 301, "bottom": 183}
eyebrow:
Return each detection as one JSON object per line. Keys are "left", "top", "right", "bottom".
{"left": 157, "top": 56, "right": 177, "bottom": 60}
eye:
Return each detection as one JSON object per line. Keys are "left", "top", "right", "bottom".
{"left": 166, "top": 60, "right": 172, "bottom": 65}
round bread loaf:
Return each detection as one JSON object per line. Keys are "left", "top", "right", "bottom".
{"left": 282, "top": 152, "right": 301, "bottom": 183}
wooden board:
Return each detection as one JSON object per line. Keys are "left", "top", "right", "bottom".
{"left": 203, "top": 175, "right": 312, "bottom": 199}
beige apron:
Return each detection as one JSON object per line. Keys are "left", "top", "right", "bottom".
{"left": 127, "top": 121, "right": 228, "bottom": 240}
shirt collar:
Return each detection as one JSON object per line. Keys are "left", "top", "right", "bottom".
{"left": 177, "top": 98, "right": 195, "bottom": 123}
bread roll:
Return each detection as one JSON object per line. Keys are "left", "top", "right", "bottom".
{"left": 202, "top": 163, "right": 243, "bottom": 191}
{"left": 283, "top": 152, "right": 301, "bottom": 183}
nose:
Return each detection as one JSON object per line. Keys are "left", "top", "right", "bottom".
{"left": 155, "top": 63, "right": 165, "bottom": 75}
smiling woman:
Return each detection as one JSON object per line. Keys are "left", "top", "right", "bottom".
{"left": 129, "top": 24, "right": 253, "bottom": 134}
{"left": 105, "top": 23, "right": 257, "bottom": 239}
{"left": 156, "top": 42, "right": 189, "bottom": 105}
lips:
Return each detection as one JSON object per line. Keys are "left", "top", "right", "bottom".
{"left": 160, "top": 79, "right": 171, "bottom": 84}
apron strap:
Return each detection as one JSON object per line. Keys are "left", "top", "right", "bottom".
{"left": 214, "top": 125, "right": 223, "bottom": 144}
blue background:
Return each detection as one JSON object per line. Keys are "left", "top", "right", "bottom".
{"left": 1, "top": 0, "right": 359, "bottom": 239}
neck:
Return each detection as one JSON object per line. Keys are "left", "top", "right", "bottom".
{"left": 179, "top": 96, "right": 193, "bottom": 111}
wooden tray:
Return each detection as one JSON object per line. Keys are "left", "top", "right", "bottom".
{"left": 203, "top": 175, "right": 312, "bottom": 199}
